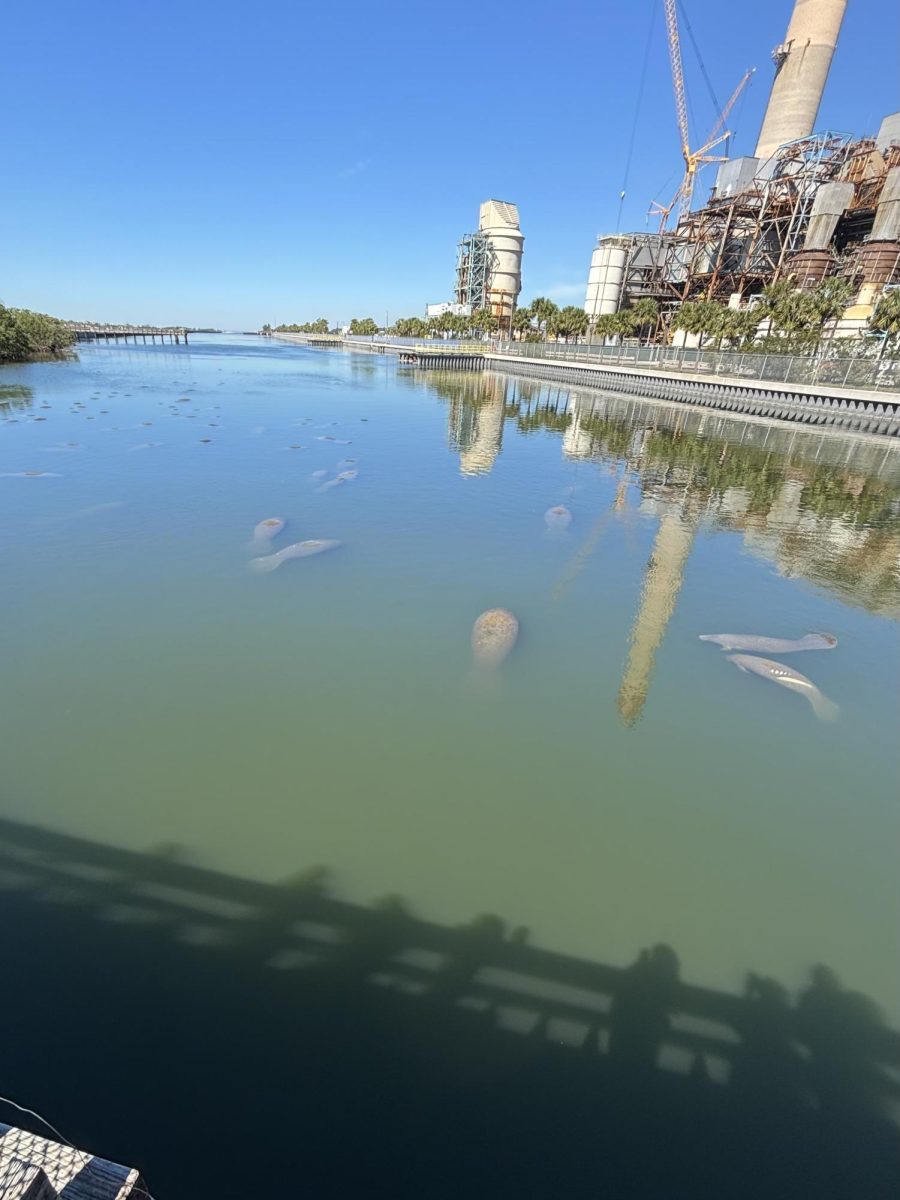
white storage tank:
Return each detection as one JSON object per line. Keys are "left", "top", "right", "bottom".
{"left": 479, "top": 200, "right": 524, "bottom": 319}
{"left": 584, "top": 237, "right": 628, "bottom": 318}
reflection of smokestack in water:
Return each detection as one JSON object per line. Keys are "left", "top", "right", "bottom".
{"left": 755, "top": 0, "right": 847, "bottom": 160}
{"left": 617, "top": 513, "right": 696, "bottom": 727}
{"left": 459, "top": 396, "right": 504, "bottom": 475}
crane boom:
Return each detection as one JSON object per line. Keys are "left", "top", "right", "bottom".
{"left": 663, "top": 0, "right": 691, "bottom": 167}
{"left": 659, "top": 0, "right": 755, "bottom": 226}
{"left": 700, "top": 67, "right": 756, "bottom": 156}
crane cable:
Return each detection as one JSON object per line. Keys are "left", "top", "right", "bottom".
{"left": 616, "top": 0, "right": 657, "bottom": 233}
{"left": 677, "top": 0, "right": 722, "bottom": 129}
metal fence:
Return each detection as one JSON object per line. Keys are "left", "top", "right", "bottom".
{"left": 491, "top": 342, "right": 900, "bottom": 393}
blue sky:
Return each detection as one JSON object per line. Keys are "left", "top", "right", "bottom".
{"left": 4, "top": 0, "right": 896, "bottom": 328}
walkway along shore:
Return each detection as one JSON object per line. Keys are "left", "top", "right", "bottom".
{"left": 483, "top": 353, "right": 900, "bottom": 439}
{"left": 271, "top": 333, "right": 900, "bottom": 438}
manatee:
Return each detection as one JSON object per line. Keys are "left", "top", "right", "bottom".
{"left": 471, "top": 609, "right": 520, "bottom": 668}
{"left": 545, "top": 505, "right": 572, "bottom": 530}
{"left": 248, "top": 539, "right": 341, "bottom": 573}
{"left": 250, "top": 517, "right": 286, "bottom": 549}
{"left": 317, "top": 470, "right": 357, "bottom": 493}
{"left": 700, "top": 633, "right": 837, "bottom": 653}
{"left": 2, "top": 471, "right": 61, "bottom": 478}
{"left": 311, "top": 470, "right": 329, "bottom": 481}
{"left": 727, "top": 654, "right": 839, "bottom": 722}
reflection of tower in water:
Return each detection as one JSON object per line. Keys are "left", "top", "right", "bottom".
{"left": 618, "top": 508, "right": 697, "bottom": 727}
{"left": 446, "top": 376, "right": 506, "bottom": 476}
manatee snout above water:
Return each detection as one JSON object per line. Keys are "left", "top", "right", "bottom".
{"left": 249, "top": 517, "right": 286, "bottom": 550}
{"left": 248, "top": 539, "right": 341, "bottom": 573}
{"left": 544, "top": 505, "right": 572, "bottom": 530}
{"left": 471, "top": 608, "right": 520, "bottom": 668}
{"left": 701, "top": 632, "right": 837, "bottom": 653}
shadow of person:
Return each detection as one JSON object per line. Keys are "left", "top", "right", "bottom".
{"left": 796, "top": 964, "right": 898, "bottom": 1199}
{"left": 731, "top": 972, "right": 805, "bottom": 1114}
{"left": 607, "top": 943, "right": 680, "bottom": 1072}
{"left": 797, "top": 964, "right": 888, "bottom": 1119}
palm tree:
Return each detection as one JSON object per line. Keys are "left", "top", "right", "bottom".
{"left": 512, "top": 307, "right": 533, "bottom": 338}
{"left": 529, "top": 297, "right": 558, "bottom": 340}
{"left": 550, "top": 306, "right": 589, "bottom": 343}
{"left": 871, "top": 289, "right": 900, "bottom": 358}
{"left": 718, "top": 307, "right": 761, "bottom": 349}
{"left": 627, "top": 298, "right": 659, "bottom": 344}
{"left": 807, "top": 277, "right": 855, "bottom": 349}
{"left": 471, "top": 308, "right": 499, "bottom": 338}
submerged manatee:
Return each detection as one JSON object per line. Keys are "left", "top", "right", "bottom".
{"left": 727, "top": 654, "right": 839, "bottom": 722}
{"left": 471, "top": 609, "right": 520, "bottom": 669}
{"left": 701, "top": 633, "right": 837, "bottom": 653}
{"left": 317, "top": 469, "right": 358, "bottom": 493}
{"left": 544, "top": 505, "right": 572, "bottom": 530}
{"left": 249, "top": 539, "right": 341, "bottom": 573}
{"left": 250, "top": 517, "right": 286, "bottom": 549}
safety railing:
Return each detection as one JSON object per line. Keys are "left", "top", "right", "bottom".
{"left": 489, "top": 342, "right": 900, "bottom": 393}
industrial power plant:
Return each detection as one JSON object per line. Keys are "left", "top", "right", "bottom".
{"left": 428, "top": 200, "right": 524, "bottom": 327}
{"left": 584, "top": 0, "right": 900, "bottom": 331}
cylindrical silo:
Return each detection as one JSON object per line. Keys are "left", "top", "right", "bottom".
{"left": 479, "top": 200, "right": 524, "bottom": 319}
{"left": 754, "top": 0, "right": 848, "bottom": 161}
{"left": 584, "top": 237, "right": 628, "bottom": 318}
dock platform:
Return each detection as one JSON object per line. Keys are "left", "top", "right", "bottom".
{"left": 0, "top": 1124, "right": 146, "bottom": 1200}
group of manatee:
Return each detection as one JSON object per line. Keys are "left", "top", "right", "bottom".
{"left": 247, "top": 517, "right": 341, "bottom": 574}
{"left": 699, "top": 632, "right": 839, "bottom": 721}
{"left": 244, "top": 492, "right": 839, "bottom": 716}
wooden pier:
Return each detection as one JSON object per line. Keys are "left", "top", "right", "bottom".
{"left": 65, "top": 323, "right": 188, "bottom": 345}
{"left": 0, "top": 1124, "right": 146, "bottom": 1199}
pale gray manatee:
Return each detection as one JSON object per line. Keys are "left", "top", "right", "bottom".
{"left": 471, "top": 609, "right": 520, "bottom": 669}
{"left": 701, "top": 633, "right": 837, "bottom": 653}
{"left": 249, "top": 517, "right": 286, "bottom": 551}
{"left": 318, "top": 469, "right": 358, "bottom": 493}
{"left": 544, "top": 505, "right": 572, "bottom": 530}
{"left": 727, "top": 654, "right": 839, "bottom": 722}
{"left": 249, "top": 539, "right": 341, "bottom": 573}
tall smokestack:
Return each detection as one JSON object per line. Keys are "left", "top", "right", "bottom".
{"left": 754, "top": 0, "right": 848, "bottom": 160}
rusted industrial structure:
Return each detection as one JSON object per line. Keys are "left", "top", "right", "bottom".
{"left": 585, "top": 0, "right": 900, "bottom": 326}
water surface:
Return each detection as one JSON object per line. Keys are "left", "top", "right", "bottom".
{"left": 1, "top": 335, "right": 897, "bottom": 1195}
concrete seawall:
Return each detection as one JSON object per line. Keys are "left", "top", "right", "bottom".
{"left": 485, "top": 354, "right": 900, "bottom": 439}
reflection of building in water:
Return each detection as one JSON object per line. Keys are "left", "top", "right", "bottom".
{"left": 562, "top": 407, "right": 595, "bottom": 460}
{"left": 546, "top": 386, "right": 900, "bottom": 619}
{"left": 501, "top": 374, "right": 900, "bottom": 720}
{"left": 617, "top": 508, "right": 697, "bottom": 727}
{"left": 428, "top": 372, "right": 507, "bottom": 476}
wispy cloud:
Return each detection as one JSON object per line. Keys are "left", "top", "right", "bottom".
{"left": 337, "top": 159, "right": 370, "bottom": 180}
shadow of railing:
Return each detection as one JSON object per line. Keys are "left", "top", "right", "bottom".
{"left": 0, "top": 815, "right": 896, "bottom": 1199}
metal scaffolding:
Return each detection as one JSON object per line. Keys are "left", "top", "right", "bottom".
{"left": 455, "top": 232, "right": 495, "bottom": 311}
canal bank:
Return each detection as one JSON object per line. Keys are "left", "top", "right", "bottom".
{"left": 485, "top": 352, "right": 900, "bottom": 439}
{"left": 276, "top": 334, "right": 900, "bottom": 439}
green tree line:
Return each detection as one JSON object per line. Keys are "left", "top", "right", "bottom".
{"left": 272, "top": 280, "right": 900, "bottom": 358}
{"left": 275, "top": 318, "right": 331, "bottom": 334}
{"left": 0, "top": 304, "right": 75, "bottom": 363}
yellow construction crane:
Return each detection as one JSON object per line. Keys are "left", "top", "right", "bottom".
{"left": 654, "top": 0, "right": 754, "bottom": 228}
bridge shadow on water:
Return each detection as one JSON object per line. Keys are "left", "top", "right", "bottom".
{"left": 0, "top": 817, "right": 896, "bottom": 1199}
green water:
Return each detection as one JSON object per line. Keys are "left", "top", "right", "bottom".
{"left": 1, "top": 336, "right": 898, "bottom": 1019}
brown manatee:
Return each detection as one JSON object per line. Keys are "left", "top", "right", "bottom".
{"left": 249, "top": 539, "right": 341, "bottom": 573}
{"left": 471, "top": 609, "right": 520, "bottom": 669}
{"left": 544, "top": 505, "right": 572, "bottom": 530}
{"left": 249, "top": 517, "right": 286, "bottom": 551}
